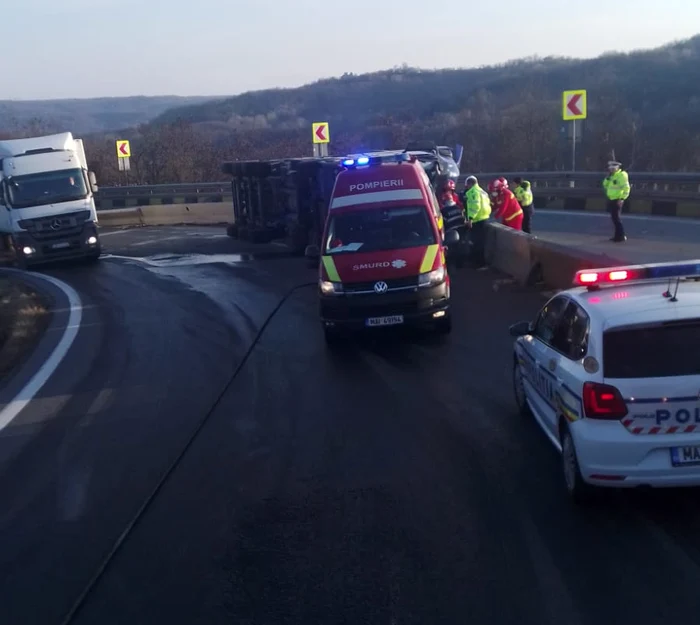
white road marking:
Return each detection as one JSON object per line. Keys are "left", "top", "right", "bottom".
{"left": 98, "top": 230, "right": 135, "bottom": 237}
{"left": 0, "top": 271, "right": 82, "bottom": 432}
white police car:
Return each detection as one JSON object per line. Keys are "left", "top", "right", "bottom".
{"left": 509, "top": 260, "right": 700, "bottom": 502}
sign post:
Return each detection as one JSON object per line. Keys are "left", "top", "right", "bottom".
{"left": 116, "top": 140, "right": 131, "bottom": 183}
{"left": 562, "top": 90, "right": 587, "bottom": 172}
{"left": 311, "top": 122, "right": 330, "bottom": 157}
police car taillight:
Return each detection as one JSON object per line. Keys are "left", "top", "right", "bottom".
{"left": 582, "top": 382, "right": 628, "bottom": 420}
{"left": 574, "top": 260, "right": 700, "bottom": 288}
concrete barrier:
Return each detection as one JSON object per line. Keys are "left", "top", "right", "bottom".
{"left": 96, "top": 207, "right": 145, "bottom": 227}
{"left": 529, "top": 239, "right": 626, "bottom": 289}
{"left": 139, "top": 203, "right": 231, "bottom": 226}
{"left": 96, "top": 203, "right": 232, "bottom": 228}
{"left": 484, "top": 222, "right": 535, "bottom": 284}
{"left": 484, "top": 222, "right": 628, "bottom": 290}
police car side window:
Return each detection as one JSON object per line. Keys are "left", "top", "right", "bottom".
{"left": 551, "top": 302, "right": 590, "bottom": 360}
{"left": 533, "top": 296, "right": 569, "bottom": 346}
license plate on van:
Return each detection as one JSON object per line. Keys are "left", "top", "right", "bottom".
{"left": 671, "top": 446, "right": 700, "bottom": 467}
{"left": 52, "top": 242, "right": 70, "bottom": 250}
{"left": 366, "top": 315, "right": 404, "bottom": 327}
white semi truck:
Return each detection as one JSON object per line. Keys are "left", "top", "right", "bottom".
{"left": 0, "top": 132, "right": 101, "bottom": 266}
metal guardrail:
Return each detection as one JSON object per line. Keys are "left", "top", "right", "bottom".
{"left": 97, "top": 183, "right": 231, "bottom": 198}
{"left": 474, "top": 172, "right": 700, "bottom": 202}
{"left": 97, "top": 172, "right": 700, "bottom": 202}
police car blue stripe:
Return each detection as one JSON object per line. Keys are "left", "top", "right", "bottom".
{"left": 521, "top": 348, "right": 536, "bottom": 363}
{"left": 561, "top": 383, "right": 581, "bottom": 401}
{"left": 559, "top": 395, "right": 580, "bottom": 417}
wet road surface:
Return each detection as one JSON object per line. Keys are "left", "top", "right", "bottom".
{"left": 2, "top": 225, "right": 700, "bottom": 625}
{"left": 534, "top": 210, "right": 700, "bottom": 263}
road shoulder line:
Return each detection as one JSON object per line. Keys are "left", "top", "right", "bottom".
{"left": 0, "top": 270, "right": 83, "bottom": 432}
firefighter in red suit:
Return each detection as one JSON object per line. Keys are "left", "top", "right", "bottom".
{"left": 488, "top": 178, "right": 523, "bottom": 230}
{"left": 441, "top": 179, "right": 462, "bottom": 207}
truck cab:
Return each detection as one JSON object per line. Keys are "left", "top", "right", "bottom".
{"left": 0, "top": 132, "right": 101, "bottom": 266}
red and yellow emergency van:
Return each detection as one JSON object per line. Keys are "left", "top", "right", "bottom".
{"left": 308, "top": 152, "right": 458, "bottom": 343}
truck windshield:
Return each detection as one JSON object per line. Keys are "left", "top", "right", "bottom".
{"left": 324, "top": 205, "right": 436, "bottom": 254}
{"left": 5, "top": 168, "right": 88, "bottom": 209}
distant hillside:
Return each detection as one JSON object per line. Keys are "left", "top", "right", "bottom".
{"left": 0, "top": 96, "right": 224, "bottom": 134}
{"left": 153, "top": 36, "right": 700, "bottom": 138}
{"left": 76, "top": 35, "right": 700, "bottom": 185}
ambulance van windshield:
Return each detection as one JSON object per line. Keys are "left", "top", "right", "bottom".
{"left": 324, "top": 205, "right": 436, "bottom": 254}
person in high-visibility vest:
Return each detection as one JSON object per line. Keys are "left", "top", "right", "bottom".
{"left": 489, "top": 178, "right": 523, "bottom": 231}
{"left": 602, "top": 160, "right": 630, "bottom": 242}
{"left": 513, "top": 177, "right": 534, "bottom": 234}
{"left": 463, "top": 175, "right": 491, "bottom": 269}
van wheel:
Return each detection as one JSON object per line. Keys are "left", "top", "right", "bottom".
{"left": 323, "top": 327, "right": 344, "bottom": 346}
{"left": 561, "top": 427, "right": 596, "bottom": 504}
{"left": 435, "top": 315, "right": 452, "bottom": 335}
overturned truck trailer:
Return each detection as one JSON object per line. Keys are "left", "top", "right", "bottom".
{"left": 222, "top": 156, "right": 343, "bottom": 254}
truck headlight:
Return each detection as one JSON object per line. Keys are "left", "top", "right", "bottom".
{"left": 418, "top": 266, "right": 446, "bottom": 287}
{"left": 87, "top": 236, "right": 98, "bottom": 245}
{"left": 319, "top": 280, "right": 343, "bottom": 295}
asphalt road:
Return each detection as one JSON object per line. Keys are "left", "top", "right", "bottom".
{"left": 3, "top": 225, "right": 700, "bottom": 625}
{"left": 532, "top": 210, "right": 700, "bottom": 263}
{"left": 534, "top": 209, "right": 700, "bottom": 243}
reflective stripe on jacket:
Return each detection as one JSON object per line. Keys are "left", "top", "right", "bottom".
{"left": 514, "top": 182, "right": 533, "bottom": 207}
{"left": 603, "top": 170, "right": 631, "bottom": 201}
{"left": 494, "top": 190, "right": 523, "bottom": 222}
{"left": 465, "top": 185, "right": 491, "bottom": 222}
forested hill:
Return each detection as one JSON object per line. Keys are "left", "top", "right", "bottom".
{"left": 154, "top": 36, "right": 700, "bottom": 132}
{"left": 7, "top": 36, "right": 699, "bottom": 185}
{"left": 148, "top": 35, "right": 700, "bottom": 172}
{"left": 0, "top": 96, "right": 220, "bottom": 134}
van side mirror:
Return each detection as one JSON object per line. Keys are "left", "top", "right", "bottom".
{"left": 509, "top": 321, "right": 532, "bottom": 337}
{"left": 444, "top": 229, "right": 459, "bottom": 245}
{"left": 88, "top": 171, "right": 98, "bottom": 193}
{"left": 305, "top": 244, "right": 320, "bottom": 259}
{"left": 305, "top": 244, "right": 320, "bottom": 267}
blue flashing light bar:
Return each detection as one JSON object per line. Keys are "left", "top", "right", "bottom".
{"left": 574, "top": 260, "right": 700, "bottom": 287}
{"left": 340, "top": 152, "right": 416, "bottom": 169}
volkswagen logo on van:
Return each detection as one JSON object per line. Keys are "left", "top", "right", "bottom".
{"left": 374, "top": 281, "right": 388, "bottom": 294}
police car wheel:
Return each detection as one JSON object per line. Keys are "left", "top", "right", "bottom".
{"left": 512, "top": 360, "right": 531, "bottom": 417}
{"left": 561, "top": 427, "right": 595, "bottom": 504}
